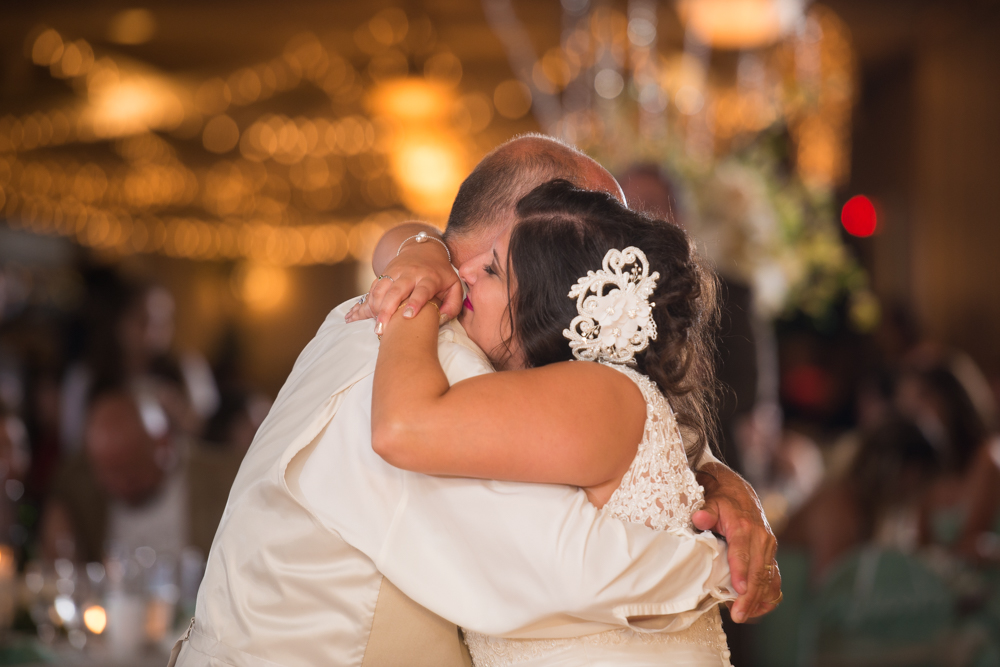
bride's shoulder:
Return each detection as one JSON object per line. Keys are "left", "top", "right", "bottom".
{"left": 531, "top": 360, "right": 646, "bottom": 409}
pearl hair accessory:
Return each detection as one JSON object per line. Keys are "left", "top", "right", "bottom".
{"left": 563, "top": 246, "right": 659, "bottom": 364}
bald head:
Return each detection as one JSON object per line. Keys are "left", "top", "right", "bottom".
{"left": 499, "top": 135, "right": 624, "bottom": 202}
{"left": 445, "top": 134, "right": 624, "bottom": 262}
{"left": 85, "top": 391, "right": 165, "bottom": 505}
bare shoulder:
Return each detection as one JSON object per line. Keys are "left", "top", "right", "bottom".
{"left": 505, "top": 361, "right": 646, "bottom": 418}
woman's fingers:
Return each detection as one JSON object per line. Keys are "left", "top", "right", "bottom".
{"left": 399, "top": 282, "right": 438, "bottom": 319}
{"left": 439, "top": 281, "right": 464, "bottom": 321}
{"left": 374, "top": 279, "right": 417, "bottom": 332}
{"left": 345, "top": 298, "right": 376, "bottom": 323}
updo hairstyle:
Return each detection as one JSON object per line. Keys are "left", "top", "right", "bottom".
{"left": 504, "top": 179, "right": 720, "bottom": 466}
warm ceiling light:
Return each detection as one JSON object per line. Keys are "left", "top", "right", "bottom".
{"left": 107, "top": 9, "right": 157, "bottom": 45}
{"left": 369, "top": 78, "right": 450, "bottom": 122}
{"left": 676, "top": 0, "right": 803, "bottom": 50}
{"left": 87, "top": 75, "right": 184, "bottom": 137}
{"left": 232, "top": 263, "right": 289, "bottom": 312}
{"left": 391, "top": 135, "right": 465, "bottom": 218}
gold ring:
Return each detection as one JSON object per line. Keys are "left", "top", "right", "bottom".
{"left": 767, "top": 591, "right": 783, "bottom": 606}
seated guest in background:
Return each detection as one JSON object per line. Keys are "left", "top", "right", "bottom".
{"left": 895, "top": 361, "right": 992, "bottom": 548}
{"left": 781, "top": 417, "right": 940, "bottom": 582}
{"left": 39, "top": 381, "right": 240, "bottom": 564}
{"left": 60, "top": 273, "right": 218, "bottom": 455}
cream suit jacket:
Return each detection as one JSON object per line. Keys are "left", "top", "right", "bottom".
{"left": 175, "top": 299, "right": 731, "bottom": 667}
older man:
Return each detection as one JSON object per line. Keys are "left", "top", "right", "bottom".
{"left": 174, "top": 135, "right": 779, "bottom": 667}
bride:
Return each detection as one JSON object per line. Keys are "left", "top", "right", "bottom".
{"left": 370, "top": 179, "right": 734, "bottom": 667}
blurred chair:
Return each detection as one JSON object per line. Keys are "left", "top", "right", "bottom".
{"left": 752, "top": 547, "right": 812, "bottom": 667}
{"left": 810, "top": 548, "right": 993, "bottom": 667}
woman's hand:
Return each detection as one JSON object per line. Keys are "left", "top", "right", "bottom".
{"left": 345, "top": 224, "right": 463, "bottom": 334}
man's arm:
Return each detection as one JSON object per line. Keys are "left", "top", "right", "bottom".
{"left": 296, "top": 336, "right": 733, "bottom": 638}
{"left": 693, "top": 462, "right": 781, "bottom": 621}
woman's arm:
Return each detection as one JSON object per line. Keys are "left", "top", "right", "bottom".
{"left": 346, "top": 223, "right": 463, "bottom": 328}
{"left": 371, "top": 303, "right": 646, "bottom": 489}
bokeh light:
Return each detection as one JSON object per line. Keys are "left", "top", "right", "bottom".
{"left": 493, "top": 80, "right": 532, "bottom": 119}
{"left": 232, "top": 263, "right": 289, "bottom": 311}
{"left": 369, "top": 79, "right": 450, "bottom": 122}
{"left": 83, "top": 605, "right": 107, "bottom": 634}
{"left": 202, "top": 115, "right": 241, "bottom": 154}
{"left": 107, "top": 9, "right": 157, "bottom": 45}
{"left": 841, "top": 194, "right": 877, "bottom": 237}
{"left": 677, "top": 0, "right": 801, "bottom": 49}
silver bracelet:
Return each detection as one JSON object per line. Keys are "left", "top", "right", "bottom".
{"left": 396, "top": 231, "right": 451, "bottom": 264}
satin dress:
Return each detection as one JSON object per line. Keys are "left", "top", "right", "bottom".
{"left": 464, "top": 363, "right": 735, "bottom": 667}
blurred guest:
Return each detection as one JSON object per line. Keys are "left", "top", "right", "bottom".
{"left": 824, "top": 370, "right": 896, "bottom": 481}
{"left": 24, "top": 372, "right": 61, "bottom": 498}
{"left": 894, "top": 360, "right": 994, "bottom": 549}
{"left": 0, "top": 406, "right": 30, "bottom": 549}
{"left": 782, "top": 417, "right": 940, "bottom": 582}
{"left": 757, "top": 429, "right": 825, "bottom": 532}
{"left": 60, "top": 273, "right": 218, "bottom": 453}
{"left": 144, "top": 285, "right": 221, "bottom": 425}
{"left": 40, "top": 382, "right": 240, "bottom": 563}
{"left": 953, "top": 434, "right": 1000, "bottom": 562}
{"left": 60, "top": 273, "right": 149, "bottom": 454}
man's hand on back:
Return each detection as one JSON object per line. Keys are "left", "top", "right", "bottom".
{"left": 692, "top": 462, "right": 781, "bottom": 623}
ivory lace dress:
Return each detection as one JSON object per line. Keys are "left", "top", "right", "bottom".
{"left": 464, "top": 363, "right": 734, "bottom": 667}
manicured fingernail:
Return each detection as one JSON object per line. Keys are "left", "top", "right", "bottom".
{"left": 374, "top": 321, "right": 384, "bottom": 335}
{"left": 403, "top": 306, "right": 414, "bottom": 318}
{"left": 732, "top": 609, "right": 745, "bottom": 623}
{"left": 439, "top": 311, "right": 448, "bottom": 325}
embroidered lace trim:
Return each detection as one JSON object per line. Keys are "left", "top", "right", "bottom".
{"left": 464, "top": 363, "right": 731, "bottom": 667}
{"left": 465, "top": 608, "right": 731, "bottom": 667}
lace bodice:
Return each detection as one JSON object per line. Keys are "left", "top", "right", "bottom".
{"left": 464, "top": 364, "right": 732, "bottom": 667}
{"left": 599, "top": 363, "right": 705, "bottom": 533}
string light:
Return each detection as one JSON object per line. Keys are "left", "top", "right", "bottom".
{"left": 3, "top": 5, "right": 855, "bottom": 268}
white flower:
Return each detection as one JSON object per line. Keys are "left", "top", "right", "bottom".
{"left": 594, "top": 286, "right": 651, "bottom": 350}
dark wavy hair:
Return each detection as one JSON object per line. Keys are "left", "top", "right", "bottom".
{"left": 503, "top": 179, "right": 721, "bottom": 466}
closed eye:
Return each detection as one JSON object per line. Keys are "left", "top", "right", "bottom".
{"left": 485, "top": 249, "right": 503, "bottom": 278}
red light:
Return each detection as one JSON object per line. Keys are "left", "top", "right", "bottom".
{"left": 841, "top": 195, "right": 877, "bottom": 237}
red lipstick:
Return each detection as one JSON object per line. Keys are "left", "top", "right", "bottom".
{"left": 463, "top": 297, "right": 474, "bottom": 312}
